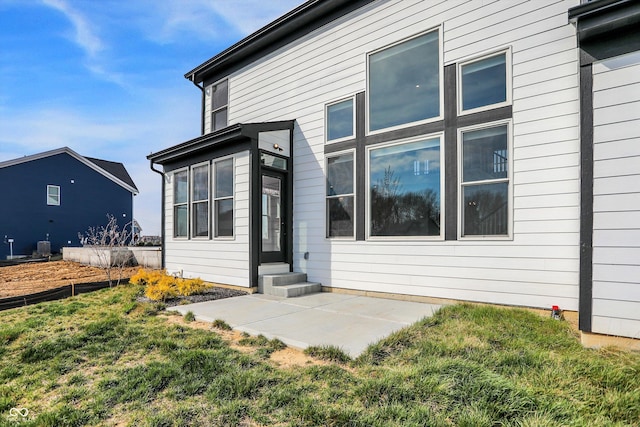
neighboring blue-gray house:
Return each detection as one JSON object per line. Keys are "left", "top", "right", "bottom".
{"left": 0, "top": 147, "right": 138, "bottom": 259}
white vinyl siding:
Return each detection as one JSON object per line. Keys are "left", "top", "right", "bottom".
{"left": 217, "top": 0, "right": 580, "bottom": 308}
{"left": 164, "top": 151, "right": 250, "bottom": 287}
{"left": 591, "top": 51, "right": 640, "bottom": 339}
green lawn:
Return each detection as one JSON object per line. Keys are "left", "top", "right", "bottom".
{"left": 0, "top": 285, "right": 639, "bottom": 426}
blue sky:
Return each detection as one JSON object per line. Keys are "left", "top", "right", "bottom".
{"left": 0, "top": 0, "right": 302, "bottom": 235}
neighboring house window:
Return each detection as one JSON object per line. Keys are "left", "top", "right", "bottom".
{"left": 326, "top": 151, "right": 355, "bottom": 238}
{"left": 173, "top": 170, "right": 189, "bottom": 238}
{"left": 368, "top": 29, "right": 440, "bottom": 132}
{"left": 368, "top": 136, "right": 442, "bottom": 238}
{"left": 326, "top": 98, "right": 354, "bottom": 142}
{"left": 214, "top": 158, "right": 234, "bottom": 237}
{"left": 191, "top": 164, "right": 209, "bottom": 238}
{"left": 211, "top": 79, "right": 228, "bottom": 132}
{"left": 460, "top": 123, "right": 510, "bottom": 237}
{"left": 47, "top": 185, "right": 60, "bottom": 206}
{"left": 459, "top": 50, "right": 510, "bottom": 114}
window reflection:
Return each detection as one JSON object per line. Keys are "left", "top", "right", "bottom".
{"left": 369, "top": 31, "right": 440, "bottom": 131}
{"left": 461, "top": 53, "right": 506, "bottom": 111}
{"left": 369, "top": 138, "right": 441, "bottom": 237}
{"left": 327, "top": 99, "right": 354, "bottom": 141}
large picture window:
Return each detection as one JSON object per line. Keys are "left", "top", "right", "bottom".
{"left": 326, "top": 98, "right": 354, "bottom": 142}
{"left": 369, "top": 136, "right": 442, "bottom": 237}
{"left": 173, "top": 170, "right": 189, "bottom": 238}
{"left": 211, "top": 79, "right": 228, "bottom": 132}
{"left": 326, "top": 151, "right": 355, "bottom": 238}
{"left": 191, "top": 164, "right": 209, "bottom": 238}
{"left": 214, "top": 158, "right": 234, "bottom": 237}
{"left": 459, "top": 51, "right": 509, "bottom": 113}
{"left": 460, "top": 124, "right": 510, "bottom": 237}
{"left": 368, "top": 30, "right": 440, "bottom": 132}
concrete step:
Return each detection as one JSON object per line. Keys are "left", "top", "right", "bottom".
{"left": 260, "top": 272, "right": 307, "bottom": 288}
{"left": 267, "top": 282, "right": 322, "bottom": 298}
{"left": 259, "top": 272, "right": 321, "bottom": 297}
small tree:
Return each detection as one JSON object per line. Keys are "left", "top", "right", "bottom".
{"left": 78, "top": 214, "right": 133, "bottom": 287}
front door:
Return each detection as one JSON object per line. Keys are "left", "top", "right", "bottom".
{"left": 260, "top": 171, "right": 287, "bottom": 263}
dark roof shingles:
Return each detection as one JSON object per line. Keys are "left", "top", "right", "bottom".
{"left": 86, "top": 157, "right": 138, "bottom": 191}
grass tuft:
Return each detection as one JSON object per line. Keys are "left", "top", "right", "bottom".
{"left": 212, "top": 319, "right": 232, "bottom": 331}
{"left": 239, "top": 334, "right": 287, "bottom": 358}
{"left": 184, "top": 311, "right": 196, "bottom": 322}
{"left": 305, "top": 345, "right": 352, "bottom": 364}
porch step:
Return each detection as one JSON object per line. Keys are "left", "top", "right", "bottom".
{"left": 259, "top": 272, "right": 321, "bottom": 298}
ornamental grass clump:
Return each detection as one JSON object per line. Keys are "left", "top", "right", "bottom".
{"left": 130, "top": 269, "right": 210, "bottom": 302}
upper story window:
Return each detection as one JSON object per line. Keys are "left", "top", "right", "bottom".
{"left": 459, "top": 50, "right": 510, "bottom": 114}
{"left": 191, "top": 164, "right": 209, "bottom": 238}
{"left": 460, "top": 123, "right": 510, "bottom": 237}
{"left": 47, "top": 185, "right": 60, "bottom": 206}
{"left": 368, "top": 29, "right": 441, "bottom": 133}
{"left": 368, "top": 135, "right": 442, "bottom": 238}
{"left": 326, "top": 97, "right": 354, "bottom": 142}
{"left": 211, "top": 79, "right": 228, "bottom": 132}
{"left": 173, "top": 170, "right": 189, "bottom": 238}
{"left": 214, "top": 158, "right": 234, "bottom": 237}
{"left": 326, "top": 151, "right": 355, "bottom": 238}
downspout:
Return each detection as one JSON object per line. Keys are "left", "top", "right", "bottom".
{"left": 188, "top": 74, "right": 206, "bottom": 135}
{"left": 149, "top": 160, "right": 166, "bottom": 269}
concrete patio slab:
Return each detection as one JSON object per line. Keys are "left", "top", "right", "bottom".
{"left": 169, "top": 292, "right": 442, "bottom": 358}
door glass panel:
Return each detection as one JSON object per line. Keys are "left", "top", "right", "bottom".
{"left": 262, "top": 175, "right": 282, "bottom": 253}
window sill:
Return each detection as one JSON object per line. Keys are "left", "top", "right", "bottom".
{"left": 458, "top": 101, "right": 511, "bottom": 117}
{"left": 325, "top": 236, "right": 356, "bottom": 241}
{"left": 458, "top": 235, "right": 513, "bottom": 242}
{"left": 366, "top": 115, "right": 443, "bottom": 137}
{"left": 365, "top": 235, "right": 445, "bottom": 242}
{"left": 326, "top": 135, "right": 356, "bottom": 145}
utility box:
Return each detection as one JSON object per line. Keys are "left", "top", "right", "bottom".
{"left": 37, "top": 241, "right": 51, "bottom": 257}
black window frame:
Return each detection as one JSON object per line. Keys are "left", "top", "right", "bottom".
{"left": 173, "top": 168, "right": 189, "bottom": 238}
{"left": 326, "top": 149, "right": 356, "bottom": 239}
{"left": 210, "top": 78, "right": 229, "bottom": 132}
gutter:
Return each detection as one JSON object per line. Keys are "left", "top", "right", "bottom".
{"left": 188, "top": 76, "right": 206, "bottom": 135}
{"left": 149, "top": 160, "right": 166, "bottom": 269}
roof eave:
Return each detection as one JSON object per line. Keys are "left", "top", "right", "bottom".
{"left": 184, "top": 0, "right": 374, "bottom": 84}
{"left": 147, "top": 120, "right": 295, "bottom": 165}
{"left": 0, "top": 147, "right": 139, "bottom": 195}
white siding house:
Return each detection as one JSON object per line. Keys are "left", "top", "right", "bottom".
{"left": 591, "top": 52, "right": 640, "bottom": 338}
{"left": 148, "top": 0, "right": 640, "bottom": 344}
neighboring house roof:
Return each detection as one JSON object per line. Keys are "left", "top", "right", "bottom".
{"left": 85, "top": 156, "right": 138, "bottom": 192}
{"left": 184, "top": 0, "right": 375, "bottom": 84}
{"left": 0, "top": 147, "right": 139, "bottom": 194}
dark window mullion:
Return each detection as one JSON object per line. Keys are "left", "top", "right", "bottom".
{"left": 444, "top": 64, "right": 458, "bottom": 241}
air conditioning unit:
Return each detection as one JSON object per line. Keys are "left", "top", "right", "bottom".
{"left": 37, "top": 241, "right": 51, "bottom": 256}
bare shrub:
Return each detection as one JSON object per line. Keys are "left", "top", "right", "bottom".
{"left": 78, "top": 214, "right": 134, "bottom": 287}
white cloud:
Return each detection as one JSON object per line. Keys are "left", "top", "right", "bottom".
{"left": 41, "top": 0, "right": 103, "bottom": 57}
{"left": 40, "top": 0, "right": 128, "bottom": 86}
{"left": 209, "top": 0, "right": 303, "bottom": 35}
{"left": 128, "top": 0, "right": 302, "bottom": 44}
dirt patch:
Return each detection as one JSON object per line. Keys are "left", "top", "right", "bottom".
{"left": 162, "top": 314, "right": 325, "bottom": 369}
{"left": 0, "top": 260, "right": 140, "bottom": 298}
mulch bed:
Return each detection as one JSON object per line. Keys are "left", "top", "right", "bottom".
{"left": 137, "top": 286, "right": 248, "bottom": 307}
